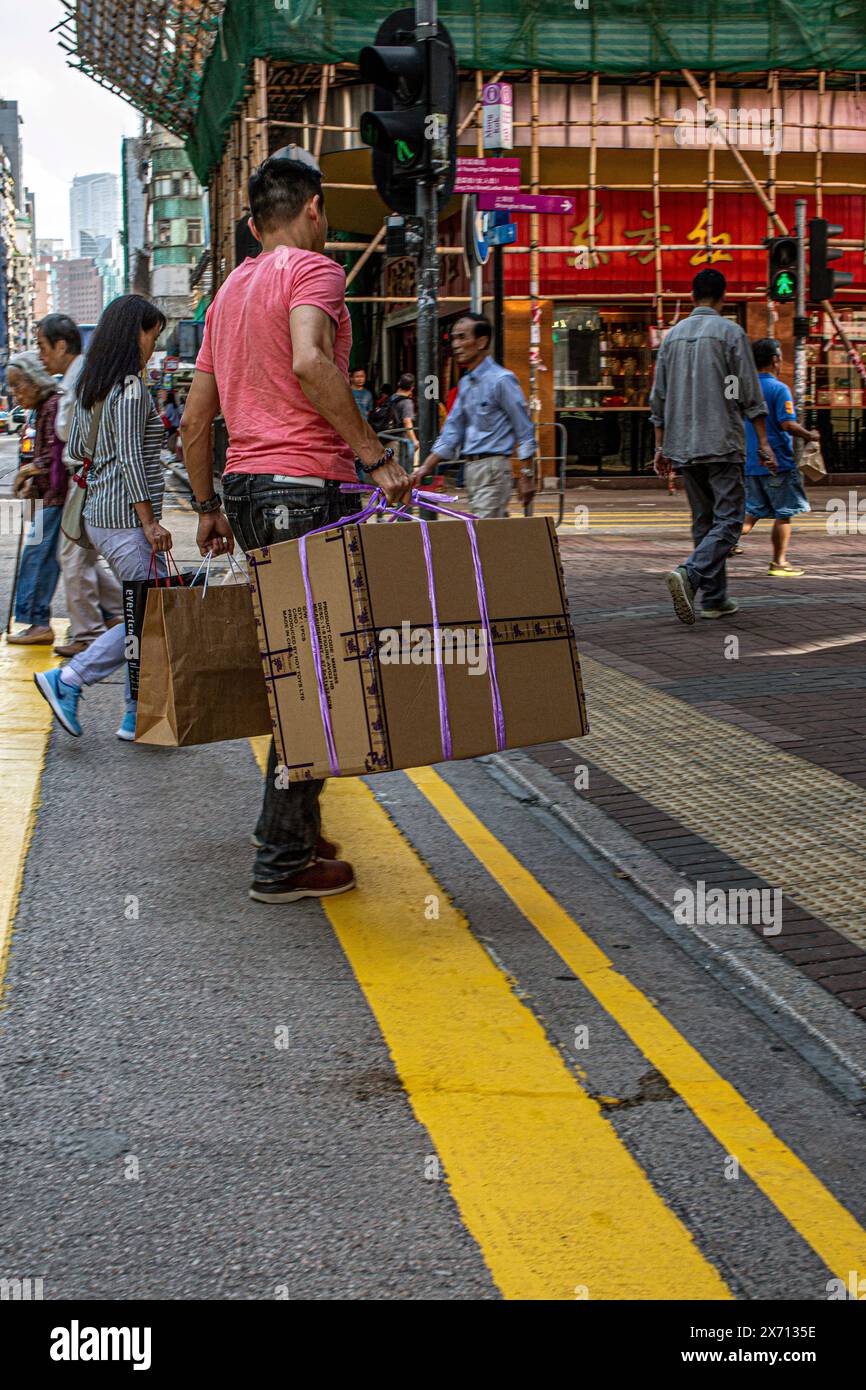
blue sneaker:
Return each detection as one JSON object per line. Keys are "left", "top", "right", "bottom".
{"left": 116, "top": 709, "right": 137, "bottom": 742}
{"left": 34, "top": 668, "right": 82, "bottom": 737}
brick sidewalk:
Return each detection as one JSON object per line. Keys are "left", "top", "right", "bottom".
{"left": 532, "top": 489, "right": 866, "bottom": 1020}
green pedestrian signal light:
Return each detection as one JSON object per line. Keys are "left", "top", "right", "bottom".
{"left": 766, "top": 235, "right": 798, "bottom": 303}
{"left": 395, "top": 139, "right": 415, "bottom": 164}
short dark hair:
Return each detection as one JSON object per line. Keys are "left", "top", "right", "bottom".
{"left": 455, "top": 312, "right": 493, "bottom": 346}
{"left": 77, "top": 294, "right": 166, "bottom": 410}
{"left": 248, "top": 155, "right": 324, "bottom": 233}
{"left": 692, "top": 268, "right": 727, "bottom": 302}
{"left": 37, "top": 312, "right": 82, "bottom": 356}
{"left": 753, "top": 337, "right": 781, "bottom": 369}
{"left": 397, "top": 372, "right": 415, "bottom": 391}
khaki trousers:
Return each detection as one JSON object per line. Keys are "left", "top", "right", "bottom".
{"left": 59, "top": 531, "right": 123, "bottom": 643}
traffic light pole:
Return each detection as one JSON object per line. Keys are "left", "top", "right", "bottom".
{"left": 793, "top": 199, "right": 807, "bottom": 441}
{"left": 415, "top": 0, "right": 438, "bottom": 467}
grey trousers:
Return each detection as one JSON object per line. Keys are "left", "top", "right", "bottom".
{"left": 680, "top": 461, "right": 745, "bottom": 609}
{"left": 68, "top": 524, "right": 166, "bottom": 716}
{"left": 60, "top": 531, "right": 123, "bottom": 643}
{"left": 463, "top": 455, "right": 513, "bottom": 518}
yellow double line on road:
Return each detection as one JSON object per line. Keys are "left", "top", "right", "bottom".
{"left": 2, "top": 678, "right": 864, "bottom": 1298}
{"left": 294, "top": 759, "right": 866, "bottom": 1300}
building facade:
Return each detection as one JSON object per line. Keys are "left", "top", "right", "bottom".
{"left": 0, "top": 99, "right": 23, "bottom": 213}
{"left": 54, "top": 257, "right": 103, "bottom": 324}
{"left": 122, "top": 131, "right": 150, "bottom": 294}
{"left": 149, "top": 127, "right": 207, "bottom": 342}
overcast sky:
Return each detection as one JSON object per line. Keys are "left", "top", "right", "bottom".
{"left": 0, "top": 0, "right": 142, "bottom": 244}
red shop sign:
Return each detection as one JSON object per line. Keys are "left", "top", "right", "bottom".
{"left": 501, "top": 191, "right": 866, "bottom": 297}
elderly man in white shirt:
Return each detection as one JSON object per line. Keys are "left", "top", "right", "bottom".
{"left": 36, "top": 314, "right": 123, "bottom": 657}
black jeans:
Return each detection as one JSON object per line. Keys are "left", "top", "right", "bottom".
{"left": 679, "top": 461, "right": 745, "bottom": 609}
{"left": 222, "top": 474, "right": 360, "bottom": 882}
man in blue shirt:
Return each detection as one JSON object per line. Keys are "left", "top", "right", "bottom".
{"left": 412, "top": 313, "right": 536, "bottom": 518}
{"left": 742, "top": 339, "right": 819, "bottom": 577}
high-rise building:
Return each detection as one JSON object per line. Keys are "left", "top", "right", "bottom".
{"left": 0, "top": 99, "right": 23, "bottom": 212}
{"left": 54, "top": 257, "right": 103, "bottom": 324}
{"left": 70, "top": 172, "right": 119, "bottom": 256}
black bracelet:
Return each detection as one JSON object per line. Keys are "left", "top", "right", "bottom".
{"left": 191, "top": 492, "right": 223, "bottom": 515}
{"left": 360, "top": 447, "right": 395, "bottom": 477}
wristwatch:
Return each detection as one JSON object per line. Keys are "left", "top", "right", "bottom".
{"left": 191, "top": 492, "right": 223, "bottom": 514}
{"left": 359, "top": 446, "right": 395, "bottom": 477}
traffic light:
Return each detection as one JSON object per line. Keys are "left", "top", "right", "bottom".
{"left": 809, "top": 217, "right": 854, "bottom": 302}
{"left": 767, "top": 236, "right": 797, "bottom": 303}
{"left": 359, "top": 7, "right": 457, "bottom": 216}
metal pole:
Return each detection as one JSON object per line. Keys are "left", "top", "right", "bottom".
{"left": 794, "top": 198, "right": 808, "bottom": 443}
{"left": 493, "top": 245, "right": 504, "bottom": 363}
{"left": 415, "top": 0, "right": 438, "bottom": 466}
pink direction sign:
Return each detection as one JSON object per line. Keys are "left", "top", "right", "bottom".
{"left": 477, "top": 191, "right": 575, "bottom": 215}
{"left": 454, "top": 156, "right": 521, "bottom": 194}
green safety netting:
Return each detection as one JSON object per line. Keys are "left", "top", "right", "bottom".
{"left": 192, "top": 0, "right": 866, "bottom": 181}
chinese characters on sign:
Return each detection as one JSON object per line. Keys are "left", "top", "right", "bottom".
{"left": 569, "top": 202, "right": 735, "bottom": 273}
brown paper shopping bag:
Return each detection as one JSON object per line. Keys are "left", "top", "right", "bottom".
{"left": 135, "top": 562, "right": 273, "bottom": 747}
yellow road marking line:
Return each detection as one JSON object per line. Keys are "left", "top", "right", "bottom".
{"left": 407, "top": 765, "right": 866, "bottom": 1283}
{"left": 249, "top": 741, "right": 727, "bottom": 1300}
{"left": 0, "top": 634, "right": 63, "bottom": 1001}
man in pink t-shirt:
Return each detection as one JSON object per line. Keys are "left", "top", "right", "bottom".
{"left": 182, "top": 152, "right": 409, "bottom": 907}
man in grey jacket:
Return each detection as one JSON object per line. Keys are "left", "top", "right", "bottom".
{"left": 649, "top": 269, "right": 777, "bottom": 624}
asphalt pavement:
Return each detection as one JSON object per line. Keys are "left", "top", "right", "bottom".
{"left": 1, "top": 433, "right": 865, "bottom": 1302}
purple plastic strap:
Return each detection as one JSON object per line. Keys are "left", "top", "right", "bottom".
{"left": 298, "top": 533, "right": 340, "bottom": 777}
{"left": 296, "top": 485, "right": 505, "bottom": 775}
{"left": 418, "top": 519, "right": 453, "bottom": 761}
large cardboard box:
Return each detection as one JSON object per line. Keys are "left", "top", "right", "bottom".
{"left": 248, "top": 515, "right": 588, "bottom": 781}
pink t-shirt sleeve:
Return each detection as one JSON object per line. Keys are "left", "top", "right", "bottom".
{"left": 196, "top": 304, "right": 215, "bottom": 374}
{"left": 286, "top": 254, "right": 346, "bottom": 327}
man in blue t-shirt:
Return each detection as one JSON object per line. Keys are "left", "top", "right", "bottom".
{"left": 742, "top": 338, "right": 820, "bottom": 577}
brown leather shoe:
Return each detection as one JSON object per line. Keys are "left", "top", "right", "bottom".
{"left": 7, "top": 625, "right": 55, "bottom": 645}
{"left": 54, "top": 640, "right": 90, "bottom": 657}
{"left": 249, "top": 832, "right": 341, "bottom": 859}
{"left": 249, "top": 858, "right": 356, "bottom": 903}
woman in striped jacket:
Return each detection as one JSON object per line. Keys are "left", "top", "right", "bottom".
{"left": 35, "top": 295, "right": 170, "bottom": 741}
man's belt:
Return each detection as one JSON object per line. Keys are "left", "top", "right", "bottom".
{"left": 462, "top": 452, "right": 508, "bottom": 462}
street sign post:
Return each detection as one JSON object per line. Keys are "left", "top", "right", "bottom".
{"left": 482, "top": 82, "right": 513, "bottom": 151}
{"left": 477, "top": 191, "right": 575, "bottom": 215}
{"left": 462, "top": 195, "right": 491, "bottom": 276}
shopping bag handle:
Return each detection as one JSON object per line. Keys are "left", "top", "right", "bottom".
{"left": 190, "top": 548, "right": 247, "bottom": 599}
{"left": 147, "top": 546, "right": 183, "bottom": 586}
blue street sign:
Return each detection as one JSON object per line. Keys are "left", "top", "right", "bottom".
{"left": 484, "top": 221, "right": 517, "bottom": 246}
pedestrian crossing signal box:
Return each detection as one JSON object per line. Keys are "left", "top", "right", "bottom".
{"left": 766, "top": 236, "right": 797, "bottom": 303}
{"left": 359, "top": 7, "right": 457, "bottom": 216}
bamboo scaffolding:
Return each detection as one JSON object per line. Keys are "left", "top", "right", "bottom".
{"left": 705, "top": 72, "right": 716, "bottom": 262}
{"left": 816, "top": 69, "right": 826, "bottom": 216}
{"left": 652, "top": 76, "right": 663, "bottom": 322}
{"left": 588, "top": 73, "right": 598, "bottom": 267}
{"left": 529, "top": 67, "right": 540, "bottom": 429}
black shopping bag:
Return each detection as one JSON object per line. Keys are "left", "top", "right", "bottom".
{"left": 123, "top": 559, "right": 203, "bottom": 699}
